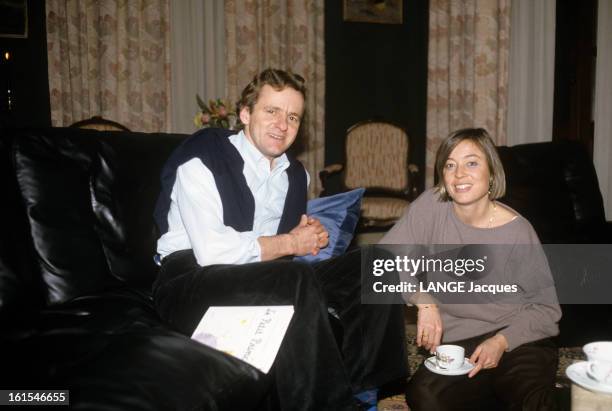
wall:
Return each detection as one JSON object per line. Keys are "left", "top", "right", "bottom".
{"left": 0, "top": 0, "right": 51, "bottom": 128}
{"left": 552, "top": 0, "right": 597, "bottom": 156}
{"left": 324, "top": 0, "right": 429, "bottom": 193}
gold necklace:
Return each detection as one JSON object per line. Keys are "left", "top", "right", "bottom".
{"left": 487, "top": 201, "right": 497, "bottom": 228}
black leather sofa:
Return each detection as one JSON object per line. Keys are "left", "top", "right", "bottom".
{"left": 497, "top": 142, "right": 612, "bottom": 348}
{"left": 1, "top": 127, "right": 611, "bottom": 409}
{"left": 0, "top": 127, "right": 269, "bottom": 410}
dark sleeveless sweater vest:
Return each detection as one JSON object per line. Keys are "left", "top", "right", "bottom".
{"left": 154, "top": 128, "right": 307, "bottom": 237}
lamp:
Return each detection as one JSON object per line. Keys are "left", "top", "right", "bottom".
{"left": 0, "top": 49, "right": 13, "bottom": 127}
{"left": 4, "top": 51, "right": 13, "bottom": 111}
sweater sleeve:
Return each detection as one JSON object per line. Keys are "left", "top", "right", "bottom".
{"left": 497, "top": 222, "right": 561, "bottom": 351}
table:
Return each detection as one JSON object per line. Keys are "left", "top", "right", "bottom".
{"left": 571, "top": 383, "right": 612, "bottom": 410}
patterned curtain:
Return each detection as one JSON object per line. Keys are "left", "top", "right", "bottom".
{"left": 426, "top": 0, "right": 511, "bottom": 186}
{"left": 225, "top": 0, "right": 325, "bottom": 198}
{"left": 46, "top": 0, "right": 171, "bottom": 132}
{"left": 594, "top": 0, "right": 612, "bottom": 220}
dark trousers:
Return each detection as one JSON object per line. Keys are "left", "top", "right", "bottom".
{"left": 152, "top": 247, "right": 408, "bottom": 411}
{"left": 406, "top": 332, "right": 558, "bottom": 411}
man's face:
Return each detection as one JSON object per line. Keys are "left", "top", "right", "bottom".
{"left": 240, "top": 85, "right": 304, "bottom": 163}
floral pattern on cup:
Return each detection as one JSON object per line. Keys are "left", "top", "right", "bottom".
{"left": 436, "top": 353, "right": 455, "bottom": 366}
{"left": 435, "top": 345, "right": 465, "bottom": 370}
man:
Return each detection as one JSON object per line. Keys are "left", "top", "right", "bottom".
{"left": 153, "top": 68, "right": 407, "bottom": 410}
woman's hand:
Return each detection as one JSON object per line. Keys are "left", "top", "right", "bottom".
{"left": 416, "top": 304, "right": 443, "bottom": 353}
{"left": 467, "top": 334, "right": 508, "bottom": 378}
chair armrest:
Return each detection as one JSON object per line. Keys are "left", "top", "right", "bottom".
{"left": 319, "top": 164, "right": 343, "bottom": 185}
{"left": 319, "top": 164, "right": 344, "bottom": 197}
{"left": 321, "top": 163, "right": 343, "bottom": 175}
{"left": 407, "top": 163, "right": 420, "bottom": 200}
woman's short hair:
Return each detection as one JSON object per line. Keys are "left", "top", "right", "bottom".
{"left": 237, "top": 68, "right": 306, "bottom": 114}
{"left": 434, "top": 128, "right": 506, "bottom": 201}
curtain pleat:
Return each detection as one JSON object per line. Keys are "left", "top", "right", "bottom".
{"left": 593, "top": 0, "right": 612, "bottom": 220}
{"left": 225, "top": 0, "right": 325, "bottom": 198}
{"left": 506, "top": 0, "right": 556, "bottom": 146}
{"left": 168, "top": 0, "right": 226, "bottom": 134}
{"left": 426, "top": 0, "right": 511, "bottom": 186}
{"left": 46, "top": 0, "right": 171, "bottom": 132}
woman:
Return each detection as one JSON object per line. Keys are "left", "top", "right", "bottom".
{"left": 382, "top": 128, "right": 561, "bottom": 410}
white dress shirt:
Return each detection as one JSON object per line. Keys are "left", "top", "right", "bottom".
{"left": 157, "top": 131, "right": 307, "bottom": 266}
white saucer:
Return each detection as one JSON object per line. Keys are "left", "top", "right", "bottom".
{"left": 566, "top": 361, "right": 612, "bottom": 394}
{"left": 424, "top": 356, "right": 474, "bottom": 376}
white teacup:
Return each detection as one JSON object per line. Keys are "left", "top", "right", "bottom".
{"left": 435, "top": 345, "right": 465, "bottom": 370}
{"left": 583, "top": 341, "right": 612, "bottom": 386}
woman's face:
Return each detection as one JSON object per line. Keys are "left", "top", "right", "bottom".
{"left": 442, "top": 140, "right": 491, "bottom": 207}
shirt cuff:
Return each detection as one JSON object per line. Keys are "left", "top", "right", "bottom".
{"left": 242, "top": 231, "right": 262, "bottom": 262}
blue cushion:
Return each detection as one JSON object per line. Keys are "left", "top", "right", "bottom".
{"left": 294, "top": 188, "right": 365, "bottom": 263}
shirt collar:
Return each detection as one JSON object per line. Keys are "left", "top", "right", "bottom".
{"left": 234, "top": 130, "right": 290, "bottom": 172}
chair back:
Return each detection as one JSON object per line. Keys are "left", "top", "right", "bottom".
{"left": 70, "top": 116, "right": 130, "bottom": 132}
{"left": 344, "top": 121, "right": 410, "bottom": 193}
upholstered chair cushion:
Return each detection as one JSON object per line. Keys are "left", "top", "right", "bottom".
{"left": 360, "top": 197, "right": 410, "bottom": 225}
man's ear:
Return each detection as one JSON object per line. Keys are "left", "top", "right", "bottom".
{"left": 239, "top": 107, "right": 250, "bottom": 126}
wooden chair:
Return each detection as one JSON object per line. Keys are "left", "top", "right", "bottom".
{"left": 69, "top": 116, "right": 130, "bottom": 132}
{"left": 319, "top": 120, "right": 420, "bottom": 231}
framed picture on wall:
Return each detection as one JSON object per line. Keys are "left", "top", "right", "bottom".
{"left": 343, "top": 0, "right": 403, "bottom": 24}
{"left": 0, "top": 0, "right": 28, "bottom": 38}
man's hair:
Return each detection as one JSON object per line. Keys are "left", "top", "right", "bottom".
{"left": 434, "top": 127, "right": 506, "bottom": 201}
{"left": 237, "top": 68, "right": 306, "bottom": 115}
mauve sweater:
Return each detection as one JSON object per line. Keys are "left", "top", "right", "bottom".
{"left": 381, "top": 188, "right": 561, "bottom": 351}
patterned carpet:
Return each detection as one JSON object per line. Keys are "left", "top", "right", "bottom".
{"left": 378, "top": 395, "right": 410, "bottom": 410}
{"left": 376, "top": 316, "right": 586, "bottom": 410}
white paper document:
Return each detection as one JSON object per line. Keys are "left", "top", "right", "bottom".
{"left": 191, "top": 305, "right": 294, "bottom": 373}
